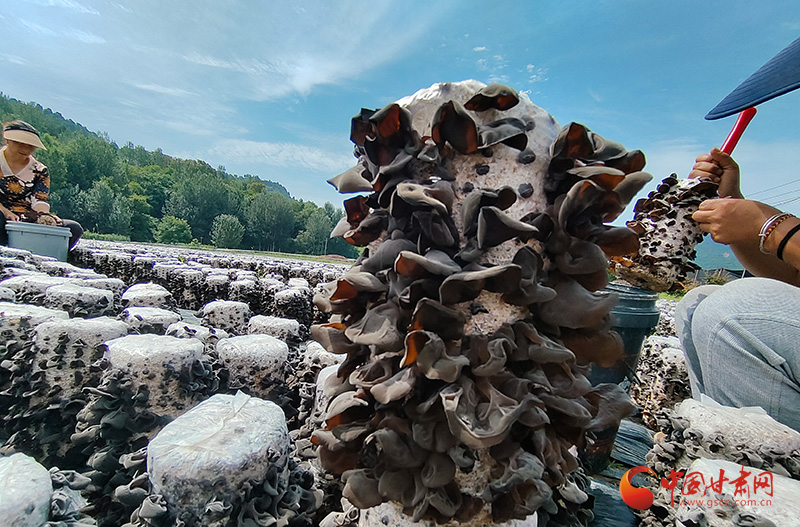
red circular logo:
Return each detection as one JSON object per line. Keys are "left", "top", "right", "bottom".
{"left": 619, "top": 466, "right": 656, "bottom": 510}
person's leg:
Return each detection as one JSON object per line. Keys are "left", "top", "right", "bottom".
{"left": 0, "top": 215, "right": 7, "bottom": 245}
{"left": 62, "top": 219, "right": 83, "bottom": 249}
{"left": 688, "top": 277, "right": 800, "bottom": 430}
{"left": 675, "top": 284, "right": 721, "bottom": 396}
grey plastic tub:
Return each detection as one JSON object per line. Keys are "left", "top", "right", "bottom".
{"left": 6, "top": 222, "right": 71, "bottom": 261}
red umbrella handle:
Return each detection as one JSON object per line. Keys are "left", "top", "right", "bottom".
{"left": 720, "top": 107, "right": 757, "bottom": 154}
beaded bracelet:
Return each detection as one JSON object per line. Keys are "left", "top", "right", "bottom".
{"left": 777, "top": 222, "right": 800, "bottom": 261}
{"left": 759, "top": 213, "right": 793, "bottom": 254}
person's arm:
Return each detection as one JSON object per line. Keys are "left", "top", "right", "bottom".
{"left": 0, "top": 203, "right": 18, "bottom": 221}
{"left": 692, "top": 198, "right": 800, "bottom": 285}
{"left": 29, "top": 165, "right": 50, "bottom": 213}
{"left": 762, "top": 214, "right": 800, "bottom": 283}
{"left": 690, "top": 148, "right": 800, "bottom": 285}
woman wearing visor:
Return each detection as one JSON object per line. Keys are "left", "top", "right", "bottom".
{"left": 0, "top": 120, "right": 83, "bottom": 249}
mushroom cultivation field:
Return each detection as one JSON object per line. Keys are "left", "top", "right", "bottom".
{"left": 0, "top": 241, "right": 350, "bottom": 526}
{"left": 2, "top": 80, "right": 800, "bottom": 527}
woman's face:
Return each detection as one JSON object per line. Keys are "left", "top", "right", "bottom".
{"left": 4, "top": 139, "right": 37, "bottom": 161}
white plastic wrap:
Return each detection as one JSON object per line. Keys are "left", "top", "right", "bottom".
{"left": 312, "top": 365, "right": 340, "bottom": 426}
{"left": 165, "top": 321, "right": 230, "bottom": 352}
{"left": 359, "top": 501, "right": 539, "bottom": 527}
{"left": 675, "top": 398, "right": 800, "bottom": 454}
{"left": 147, "top": 392, "right": 289, "bottom": 518}
{"left": 0, "top": 287, "right": 15, "bottom": 301}
{"left": 44, "top": 283, "right": 115, "bottom": 313}
{"left": 81, "top": 277, "right": 127, "bottom": 295}
{"left": 216, "top": 334, "right": 289, "bottom": 392}
{"left": 105, "top": 334, "right": 203, "bottom": 375}
{"left": 201, "top": 300, "right": 252, "bottom": 334}
{"left": 31, "top": 316, "right": 128, "bottom": 401}
{"left": 121, "top": 282, "right": 174, "bottom": 308}
{"left": 104, "top": 334, "right": 203, "bottom": 416}
{"left": 0, "top": 453, "right": 52, "bottom": 527}
{"left": 0, "top": 301, "right": 69, "bottom": 328}
{"left": 119, "top": 307, "right": 182, "bottom": 333}
{"left": 247, "top": 315, "right": 301, "bottom": 340}
{"left": 0, "top": 274, "right": 76, "bottom": 299}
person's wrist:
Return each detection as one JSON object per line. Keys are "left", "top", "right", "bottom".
{"left": 764, "top": 216, "right": 800, "bottom": 254}
{"left": 759, "top": 213, "right": 793, "bottom": 254}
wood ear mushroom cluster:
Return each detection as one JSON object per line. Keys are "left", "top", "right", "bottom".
{"left": 612, "top": 175, "right": 719, "bottom": 292}
{"left": 313, "top": 81, "right": 653, "bottom": 524}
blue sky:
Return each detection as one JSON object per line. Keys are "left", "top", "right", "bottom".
{"left": 3, "top": 1, "right": 800, "bottom": 222}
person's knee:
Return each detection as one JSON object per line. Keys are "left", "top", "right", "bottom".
{"left": 695, "top": 277, "right": 800, "bottom": 321}
{"left": 64, "top": 219, "right": 83, "bottom": 249}
{"left": 690, "top": 277, "right": 800, "bottom": 366}
{"left": 68, "top": 220, "right": 83, "bottom": 238}
{"left": 688, "top": 281, "right": 751, "bottom": 342}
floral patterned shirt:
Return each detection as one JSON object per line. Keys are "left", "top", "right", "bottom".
{"left": 0, "top": 146, "right": 50, "bottom": 214}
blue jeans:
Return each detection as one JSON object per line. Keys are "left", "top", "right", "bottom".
{"left": 675, "top": 277, "right": 800, "bottom": 430}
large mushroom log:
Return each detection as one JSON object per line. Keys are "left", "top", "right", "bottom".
{"left": 313, "top": 81, "right": 650, "bottom": 524}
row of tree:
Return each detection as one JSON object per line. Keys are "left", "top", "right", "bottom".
{"left": 0, "top": 94, "right": 357, "bottom": 257}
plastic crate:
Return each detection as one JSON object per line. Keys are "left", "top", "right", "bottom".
{"left": 6, "top": 222, "right": 71, "bottom": 261}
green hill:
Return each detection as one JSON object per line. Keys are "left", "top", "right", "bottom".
{"left": 0, "top": 94, "right": 356, "bottom": 257}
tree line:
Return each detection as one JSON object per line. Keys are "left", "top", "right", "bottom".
{"left": 0, "top": 94, "right": 357, "bottom": 258}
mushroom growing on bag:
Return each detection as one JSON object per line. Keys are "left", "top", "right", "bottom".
{"left": 313, "top": 81, "right": 647, "bottom": 524}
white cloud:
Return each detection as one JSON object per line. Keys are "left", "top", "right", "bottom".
{"left": 205, "top": 139, "right": 355, "bottom": 173}
{"left": 476, "top": 53, "right": 508, "bottom": 81}
{"left": 526, "top": 64, "right": 548, "bottom": 83}
{"left": 181, "top": 52, "right": 285, "bottom": 76}
{"left": 3, "top": 0, "right": 457, "bottom": 205}
{"left": 488, "top": 74, "right": 510, "bottom": 84}
{"left": 10, "top": 0, "right": 461, "bottom": 128}
{"left": 108, "top": 2, "right": 132, "bottom": 13}
{"left": 64, "top": 28, "right": 105, "bottom": 43}
{"left": 2, "top": 55, "right": 29, "bottom": 66}
{"left": 74, "top": 1, "right": 456, "bottom": 106}
{"left": 473, "top": 46, "right": 486, "bottom": 52}
{"left": 638, "top": 138, "right": 704, "bottom": 182}
{"left": 160, "top": 119, "right": 215, "bottom": 137}
{"left": 51, "top": 0, "right": 99, "bottom": 14}
{"left": 20, "top": 19, "right": 103, "bottom": 43}
{"left": 22, "top": 0, "right": 99, "bottom": 15}
{"left": 131, "top": 83, "right": 197, "bottom": 97}
{"left": 19, "top": 19, "right": 56, "bottom": 36}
